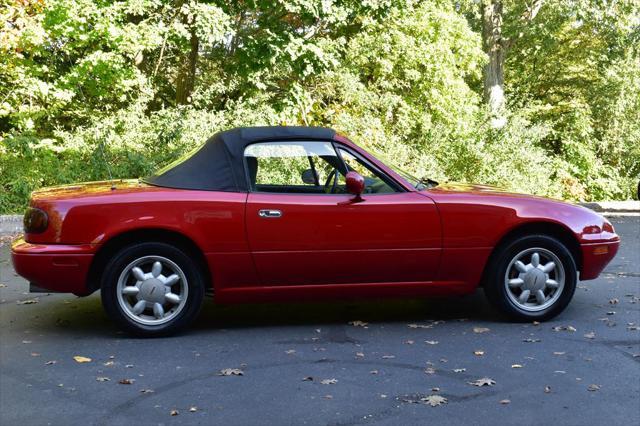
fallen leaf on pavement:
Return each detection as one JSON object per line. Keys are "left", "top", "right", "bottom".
{"left": 73, "top": 356, "right": 92, "bottom": 363}
{"left": 118, "top": 379, "right": 135, "bottom": 385}
{"left": 468, "top": 378, "right": 495, "bottom": 387}
{"left": 500, "top": 399, "right": 511, "bottom": 404}
{"left": 609, "top": 298, "right": 619, "bottom": 304}
{"left": 523, "top": 338, "right": 541, "bottom": 343}
{"left": 474, "top": 350, "right": 485, "bottom": 356}
{"left": 421, "top": 395, "right": 447, "bottom": 406}
{"left": 588, "top": 384, "right": 601, "bottom": 391}
{"left": 511, "top": 364, "right": 523, "bottom": 368}
{"left": 408, "top": 323, "right": 432, "bottom": 329}
{"left": 302, "top": 376, "right": 313, "bottom": 381}
{"left": 218, "top": 368, "right": 244, "bottom": 376}
{"left": 405, "top": 340, "right": 415, "bottom": 345}
{"left": 16, "top": 299, "right": 38, "bottom": 305}
{"left": 425, "top": 340, "right": 438, "bottom": 345}
{"left": 323, "top": 395, "right": 333, "bottom": 399}
{"left": 473, "top": 327, "right": 490, "bottom": 333}
{"left": 30, "top": 353, "right": 40, "bottom": 357}
{"left": 0, "top": 284, "right": 6, "bottom": 288}
{"left": 349, "top": 320, "right": 368, "bottom": 327}
{"left": 453, "top": 368, "right": 466, "bottom": 373}
{"left": 544, "top": 386, "right": 552, "bottom": 393}
{"left": 321, "top": 379, "right": 338, "bottom": 385}
{"left": 140, "top": 389, "right": 155, "bottom": 394}
{"left": 103, "top": 361, "right": 114, "bottom": 366}
{"left": 382, "top": 355, "right": 395, "bottom": 359}
{"left": 552, "top": 325, "right": 576, "bottom": 332}
{"left": 584, "top": 332, "right": 596, "bottom": 339}
{"left": 370, "top": 370, "right": 378, "bottom": 375}
{"left": 45, "top": 360, "right": 57, "bottom": 365}
{"left": 170, "top": 410, "right": 179, "bottom": 416}
{"left": 96, "top": 377, "right": 110, "bottom": 382}
{"left": 189, "top": 406, "right": 198, "bottom": 412}
{"left": 355, "top": 352, "right": 364, "bottom": 358}
{"left": 424, "top": 367, "right": 436, "bottom": 375}
{"left": 285, "top": 349, "right": 296, "bottom": 354}
{"left": 553, "top": 351, "right": 566, "bottom": 355}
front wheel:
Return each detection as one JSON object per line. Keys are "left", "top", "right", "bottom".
{"left": 484, "top": 235, "right": 577, "bottom": 321}
{"left": 101, "top": 242, "right": 205, "bottom": 337}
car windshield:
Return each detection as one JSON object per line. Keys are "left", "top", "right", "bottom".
{"left": 367, "top": 148, "right": 431, "bottom": 190}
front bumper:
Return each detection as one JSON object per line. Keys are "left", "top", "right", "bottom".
{"left": 11, "top": 237, "right": 96, "bottom": 294}
{"left": 579, "top": 239, "right": 620, "bottom": 280}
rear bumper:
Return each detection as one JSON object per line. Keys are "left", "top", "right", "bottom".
{"left": 11, "top": 237, "right": 96, "bottom": 294}
{"left": 579, "top": 239, "right": 620, "bottom": 280}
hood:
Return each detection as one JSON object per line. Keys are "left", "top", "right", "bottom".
{"left": 431, "top": 181, "right": 554, "bottom": 201}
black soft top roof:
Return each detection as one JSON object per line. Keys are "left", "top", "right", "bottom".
{"left": 146, "top": 126, "right": 336, "bottom": 192}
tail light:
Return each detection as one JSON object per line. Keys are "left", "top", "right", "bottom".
{"left": 602, "top": 220, "right": 615, "bottom": 234}
{"left": 23, "top": 207, "right": 48, "bottom": 233}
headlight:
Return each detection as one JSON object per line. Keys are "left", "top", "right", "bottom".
{"left": 23, "top": 207, "right": 48, "bottom": 233}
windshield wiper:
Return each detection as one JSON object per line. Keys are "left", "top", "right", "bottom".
{"left": 419, "top": 177, "right": 439, "bottom": 188}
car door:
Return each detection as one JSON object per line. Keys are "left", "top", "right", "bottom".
{"left": 244, "top": 140, "right": 441, "bottom": 286}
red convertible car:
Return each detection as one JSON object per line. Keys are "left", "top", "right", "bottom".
{"left": 11, "top": 127, "right": 619, "bottom": 336}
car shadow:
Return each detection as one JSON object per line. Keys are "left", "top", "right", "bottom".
{"left": 25, "top": 289, "right": 502, "bottom": 338}
{"left": 193, "top": 291, "right": 499, "bottom": 331}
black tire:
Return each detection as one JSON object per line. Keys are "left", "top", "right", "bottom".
{"left": 101, "top": 242, "right": 205, "bottom": 337}
{"left": 484, "top": 235, "right": 577, "bottom": 321}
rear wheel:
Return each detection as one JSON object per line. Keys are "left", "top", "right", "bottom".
{"left": 101, "top": 242, "right": 205, "bottom": 336}
{"left": 484, "top": 235, "right": 577, "bottom": 321}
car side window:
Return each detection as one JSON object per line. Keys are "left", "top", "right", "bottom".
{"left": 337, "top": 148, "right": 398, "bottom": 194}
{"left": 244, "top": 141, "right": 342, "bottom": 194}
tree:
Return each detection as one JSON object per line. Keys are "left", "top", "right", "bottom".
{"left": 481, "top": 0, "right": 505, "bottom": 119}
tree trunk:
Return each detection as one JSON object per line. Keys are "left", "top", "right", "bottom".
{"left": 481, "top": 0, "right": 506, "bottom": 124}
{"left": 175, "top": 26, "right": 199, "bottom": 105}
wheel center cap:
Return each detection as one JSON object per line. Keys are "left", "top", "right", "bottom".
{"left": 139, "top": 278, "right": 166, "bottom": 303}
{"left": 523, "top": 268, "right": 546, "bottom": 291}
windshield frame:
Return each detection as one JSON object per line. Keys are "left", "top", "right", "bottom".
{"left": 365, "top": 148, "right": 427, "bottom": 191}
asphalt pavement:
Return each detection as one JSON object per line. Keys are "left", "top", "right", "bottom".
{"left": 1, "top": 217, "right": 638, "bottom": 426}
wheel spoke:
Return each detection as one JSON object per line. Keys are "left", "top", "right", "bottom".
{"left": 515, "top": 261, "right": 528, "bottom": 273}
{"left": 165, "top": 293, "right": 181, "bottom": 304}
{"left": 531, "top": 252, "right": 540, "bottom": 268}
{"left": 153, "top": 303, "right": 165, "bottom": 319}
{"left": 508, "top": 278, "right": 524, "bottom": 288}
{"left": 518, "top": 289, "right": 531, "bottom": 303}
{"left": 151, "top": 261, "right": 162, "bottom": 278}
{"left": 122, "top": 286, "right": 139, "bottom": 296}
{"left": 545, "top": 279, "right": 559, "bottom": 288}
{"left": 164, "top": 274, "right": 180, "bottom": 287}
{"left": 535, "top": 290, "right": 546, "bottom": 305}
{"left": 541, "top": 261, "right": 555, "bottom": 273}
{"left": 132, "top": 267, "right": 146, "bottom": 281}
{"left": 132, "top": 300, "right": 146, "bottom": 315}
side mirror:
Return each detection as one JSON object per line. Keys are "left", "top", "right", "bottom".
{"left": 301, "top": 168, "right": 318, "bottom": 185}
{"left": 345, "top": 171, "right": 365, "bottom": 201}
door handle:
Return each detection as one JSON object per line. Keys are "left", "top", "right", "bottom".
{"left": 258, "top": 209, "right": 282, "bottom": 218}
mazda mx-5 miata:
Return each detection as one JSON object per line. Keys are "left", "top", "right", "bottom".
{"left": 11, "top": 126, "right": 619, "bottom": 336}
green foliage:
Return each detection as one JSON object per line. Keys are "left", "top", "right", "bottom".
{"left": 1, "top": 0, "right": 638, "bottom": 213}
